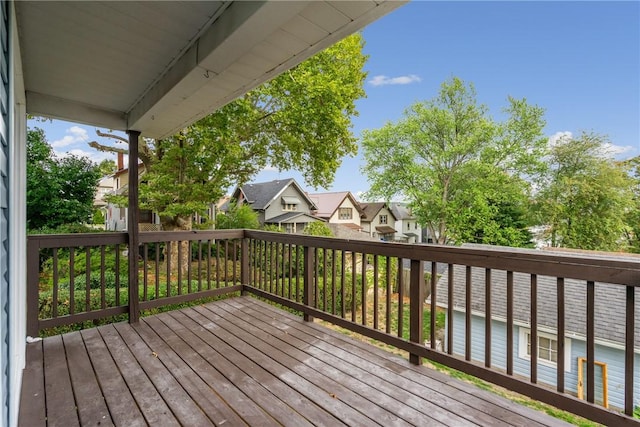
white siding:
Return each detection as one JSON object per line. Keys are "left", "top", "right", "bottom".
{"left": 328, "top": 196, "right": 361, "bottom": 226}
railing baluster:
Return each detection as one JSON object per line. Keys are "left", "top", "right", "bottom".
{"left": 531, "top": 274, "right": 537, "bottom": 383}
{"left": 276, "top": 242, "right": 281, "bottom": 295}
{"left": 166, "top": 241, "right": 171, "bottom": 298}
{"left": 386, "top": 256, "right": 391, "bottom": 334}
{"left": 624, "top": 285, "right": 635, "bottom": 416}
{"left": 341, "top": 250, "right": 346, "bottom": 318}
{"left": 323, "top": 248, "right": 328, "bottom": 312}
{"left": 430, "top": 261, "right": 437, "bottom": 349}
{"left": 225, "top": 240, "right": 230, "bottom": 289}
{"left": 315, "top": 248, "right": 320, "bottom": 307}
{"left": 52, "top": 249, "right": 59, "bottom": 318}
{"left": 465, "top": 266, "right": 471, "bottom": 361}
{"left": 177, "top": 242, "right": 183, "bottom": 295}
{"left": 331, "top": 249, "right": 337, "bottom": 315}
{"left": 155, "top": 243, "right": 160, "bottom": 299}
{"left": 587, "top": 280, "right": 595, "bottom": 404}
{"left": 506, "top": 271, "right": 514, "bottom": 375}
{"left": 373, "top": 255, "right": 379, "bottom": 329}
{"left": 85, "top": 247, "right": 91, "bottom": 312}
{"left": 361, "top": 252, "right": 367, "bottom": 325}
{"left": 485, "top": 268, "right": 491, "bottom": 368}
{"left": 197, "top": 240, "right": 202, "bottom": 292}
{"left": 397, "top": 257, "right": 404, "bottom": 339}
{"left": 100, "top": 246, "right": 106, "bottom": 310}
{"left": 115, "top": 244, "right": 121, "bottom": 306}
{"left": 232, "top": 239, "right": 238, "bottom": 285}
{"left": 297, "top": 245, "right": 302, "bottom": 302}
{"left": 69, "top": 249, "right": 75, "bottom": 315}
{"left": 216, "top": 239, "right": 221, "bottom": 289}
{"left": 557, "top": 277, "right": 565, "bottom": 392}
{"left": 187, "top": 240, "right": 192, "bottom": 293}
{"left": 352, "top": 252, "right": 357, "bottom": 323}
{"left": 143, "top": 244, "right": 148, "bottom": 301}
{"left": 447, "top": 263, "right": 453, "bottom": 354}
{"left": 288, "top": 244, "right": 293, "bottom": 300}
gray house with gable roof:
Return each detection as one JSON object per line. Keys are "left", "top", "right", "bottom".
{"left": 435, "top": 247, "right": 640, "bottom": 411}
{"left": 232, "top": 178, "right": 322, "bottom": 233}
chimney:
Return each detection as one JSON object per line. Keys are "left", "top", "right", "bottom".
{"left": 117, "top": 152, "right": 124, "bottom": 170}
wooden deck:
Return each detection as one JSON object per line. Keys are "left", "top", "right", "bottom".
{"left": 19, "top": 296, "right": 572, "bottom": 427}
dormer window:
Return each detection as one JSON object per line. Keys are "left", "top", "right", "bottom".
{"left": 282, "top": 196, "right": 300, "bottom": 211}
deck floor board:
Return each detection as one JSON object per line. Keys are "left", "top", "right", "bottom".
{"left": 19, "top": 296, "right": 573, "bottom": 427}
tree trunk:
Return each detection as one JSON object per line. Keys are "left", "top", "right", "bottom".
{"left": 160, "top": 215, "right": 192, "bottom": 278}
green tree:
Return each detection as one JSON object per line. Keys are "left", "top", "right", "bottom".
{"left": 361, "top": 77, "right": 546, "bottom": 245}
{"left": 97, "top": 159, "right": 117, "bottom": 176}
{"left": 535, "top": 132, "right": 634, "bottom": 251}
{"left": 624, "top": 156, "right": 640, "bottom": 253}
{"left": 303, "top": 221, "right": 333, "bottom": 237}
{"left": 215, "top": 202, "right": 260, "bottom": 230}
{"left": 27, "top": 127, "right": 101, "bottom": 231}
{"left": 91, "top": 34, "right": 367, "bottom": 233}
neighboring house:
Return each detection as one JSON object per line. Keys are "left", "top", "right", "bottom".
{"left": 435, "top": 246, "right": 640, "bottom": 411}
{"left": 390, "top": 203, "right": 422, "bottom": 243}
{"left": 308, "top": 191, "right": 365, "bottom": 231}
{"left": 104, "top": 163, "right": 160, "bottom": 231}
{"left": 360, "top": 202, "right": 397, "bottom": 241}
{"left": 233, "top": 179, "right": 322, "bottom": 233}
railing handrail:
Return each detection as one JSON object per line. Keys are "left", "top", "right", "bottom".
{"left": 245, "top": 230, "right": 640, "bottom": 286}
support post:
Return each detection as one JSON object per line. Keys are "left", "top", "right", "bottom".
{"left": 240, "top": 237, "right": 250, "bottom": 295}
{"left": 26, "top": 238, "right": 41, "bottom": 337}
{"left": 127, "top": 130, "right": 141, "bottom": 324}
{"left": 409, "top": 259, "right": 424, "bottom": 365}
{"left": 303, "top": 246, "right": 315, "bottom": 322}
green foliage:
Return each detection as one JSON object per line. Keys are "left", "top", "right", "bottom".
{"left": 535, "top": 133, "right": 634, "bottom": 251}
{"left": 97, "top": 159, "right": 117, "bottom": 176}
{"left": 29, "top": 223, "right": 101, "bottom": 235}
{"left": 92, "top": 209, "right": 105, "bottom": 225}
{"left": 262, "top": 224, "right": 284, "bottom": 232}
{"left": 27, "top": 127, "right": 101, "bottom": 230}
{"left": 361, "top": 77, "right": 546, "bottom": 247}
{"left": 303, "top": 221, "right": 333, "bottom": 237}
{"left": 624, "top": 156, "right": 640, "bottom": 253}
{"left": 93, "top": 34, "right": 367, "bottom": 231}
{"left": 216, "top": 202, "right": 260, "bottom": 230}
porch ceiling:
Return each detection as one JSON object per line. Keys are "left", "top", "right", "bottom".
{"left": 15, "top": 1, "right": 404, "bottom": 139}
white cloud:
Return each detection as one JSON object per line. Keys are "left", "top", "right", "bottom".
{"left": 262, "top": 165, "right": 278, "bottom": 172}
{"left": 601, "top": 143, "right": 635, "bottom": 156}
{"left": 547, "top": 131, "right": 572, "bottom": 147}
{"left": 368, "top": 74, "right": 422, "bottom": 87}
{"left": 51, "top": 125, "right": 90, "bottom": 148}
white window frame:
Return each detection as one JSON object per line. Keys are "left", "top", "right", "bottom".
{"left": 518, "top": 328, "right": 571, "bottom": 372}
{"left": 283, "top": 203, "right": 297, "bottom": 212}
{"left": 338, "top": 207, "right": 352, "bottom": 220}
{"left": 379, "top": 214, "right": 388, "bottom": 224}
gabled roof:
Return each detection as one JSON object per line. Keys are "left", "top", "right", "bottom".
{"left": 435, "top": 245, "right": 640, "bottom": 349}
{"left": 267, "top": 212, "right": 324, "bottom": 224}
{"left": 233, "top": 178, "right": 317, "bottom": 211}
{"left": 390, "top": 203, "right": 415, "bottom": 220}
{"left": 308, "top": 191, "right": 364, "bottom": 219}
{"left": 360, "top": 202, "right": 396, "bottom": 222}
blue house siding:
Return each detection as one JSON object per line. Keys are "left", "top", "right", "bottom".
{"left": 446, "top": 312, "right": 640, "bottom": 410}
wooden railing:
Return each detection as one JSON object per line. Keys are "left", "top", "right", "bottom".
{"left": 27, "top": 230, "right": 640, "bottom": 426}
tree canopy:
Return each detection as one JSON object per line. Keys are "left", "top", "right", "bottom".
{"left": 534, "top": 133, "right": 634, "bottom": 251}
{"left": 361, "top": 77, "right": 546, "bottom": 246}
{"left": 92, "top": 33, "right": 367, "bottom": 232}
{"left": 27, "top": 127, "right": 101, "bottom": 231}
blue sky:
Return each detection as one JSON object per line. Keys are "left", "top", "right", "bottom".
{"left": 30, "top": 1, "right": 640, "bottom": 199}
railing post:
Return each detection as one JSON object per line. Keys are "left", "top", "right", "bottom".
{"left": 127, "top": 130, "right": 141, "bottom": 324}
{"left": 303, "top": 246, "right": 315, "bottom": 322}
{"left": 240, "top": 238, "right": 250, "bottom": 295}
{"left": 409, "top": 259, "right": 424, "bottom": 365}
{"left": 26, "top": 237, "right": 40, "bottom": 337}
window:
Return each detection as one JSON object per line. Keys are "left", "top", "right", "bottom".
{"left": 338, "top": 208, "right": 352, "bottom": 220}
{"left": 283, "top": 204, "right": 297, "bottom": 212}
{"left": 407, "top": 222, "right": 410, "bottom": 230}
{"left": 415, "top": 223, "right": 418, "bottom": 230}
{"left": 519, "top": 328, "right": 571, "bottom": 371}
{"left": 379, "top": 214, "right": 388, "bottom": 224}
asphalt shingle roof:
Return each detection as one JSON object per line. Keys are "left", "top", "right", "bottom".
{"left": 238, "top": 179, "right": 293, "bottom": 210}
{"left": 435, "top": 248, "right": 640, "bottom": 348}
